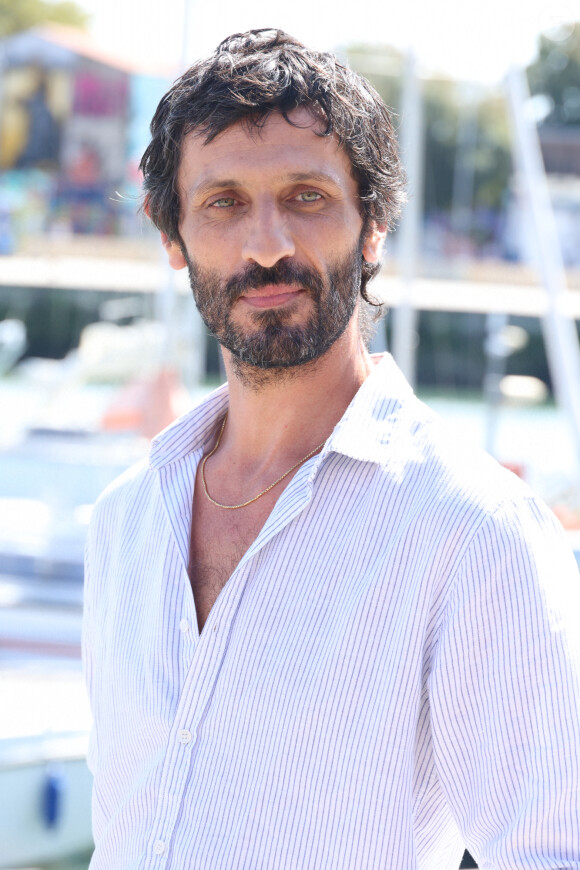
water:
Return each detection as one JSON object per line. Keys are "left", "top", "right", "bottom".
{"left": 9, "top": 855, "right": 93, "bottom": 870}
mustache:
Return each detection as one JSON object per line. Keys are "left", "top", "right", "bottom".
{"left": 225, "top": 260, "right": 325, "bottom": 300}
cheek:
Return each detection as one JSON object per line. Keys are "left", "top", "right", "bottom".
{"left": 185, "top": 222, "right": 244, "bottom": 267}
{"left": 295, "top": 211, "right": 362, "bottom": 250}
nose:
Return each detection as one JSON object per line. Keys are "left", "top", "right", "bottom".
{"left": 241, "top": 200, "right": 295, "bottom": 268}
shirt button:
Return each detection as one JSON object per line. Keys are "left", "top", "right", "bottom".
{"left": 153, "top": 840, "right": 166, "bottom": 855}
{"left": 179, "top": 619, "right": 190, "bottom": 633}
{"left": 178, "top": 729, "right": 192, "bottom": 745}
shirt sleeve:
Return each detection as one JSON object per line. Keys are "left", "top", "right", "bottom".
{"left": 428, "top": 495, "right": 580, "bottom": 868}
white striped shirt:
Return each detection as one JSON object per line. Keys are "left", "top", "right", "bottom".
{"left": 83, "top": 353, "right": 580, "bottom": 870}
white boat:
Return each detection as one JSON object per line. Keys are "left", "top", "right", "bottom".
{"left": 0, "top": 732, "right": 92, "bottom": 868}
{"left": 0, "top": 320, "right": 26, "bottom": 376}
{"left": 0, "top": 665, "right": 93, "bottom": 868}
{"left": 0, "top": 425, "right": 141, "bottom": 866}
{"left": 0, "top": 426, "right": 148, "bottom": 599}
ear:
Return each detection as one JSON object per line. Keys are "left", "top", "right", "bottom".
{"left": 143, "top": 197, "right": 187, "bottom": 271}
{"left": 362, "top": 222, "right": 387, "bottom": 264}
{"left": 161, "top": 231, "right": 187, "bottom": 271}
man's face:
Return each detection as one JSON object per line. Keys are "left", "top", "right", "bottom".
{"left": 163, "top": 109, "right": 384, "bottom": 371}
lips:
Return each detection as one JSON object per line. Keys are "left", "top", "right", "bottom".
{"left": 239, "top": 285, "right": 305, "bottom": 309}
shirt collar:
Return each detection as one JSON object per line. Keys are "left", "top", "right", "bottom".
{"left": 148, "top": 353, "right": 423, "bottom": 471}
{"left": 323, "top": 353, "right": 422, "bottom": 465}
{"left": 148, "top": 382, "right": 229, "bottom": 470}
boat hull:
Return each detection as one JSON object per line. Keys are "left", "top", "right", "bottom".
{"left": 0, "top": 733, "right": 93, "bottom": 868}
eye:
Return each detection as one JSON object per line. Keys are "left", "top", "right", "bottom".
{"left": 210, "top": 197, "right": 237, "bottom": 208}
{"left": 296, "top": 191, "right": 322, "bottom": 203}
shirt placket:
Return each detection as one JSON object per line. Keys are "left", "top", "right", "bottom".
{"left": 144, "top": 459, "right": 319, "bottom": 869}
{"left": 143, "top": 590, "right": 239, "bottom": 869}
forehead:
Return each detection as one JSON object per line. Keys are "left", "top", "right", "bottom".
{"left": 177, "top": 108, "right": 358, "bottom": 198}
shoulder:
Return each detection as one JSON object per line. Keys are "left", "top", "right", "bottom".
{"left": 88, "top": 457, "right": 155, "bottom": 537}
{"left": 87, "top": 380, "right": 226, "bottom": 535}
{"left": 84, "top": 458, "right": 157, "bottom": 590}
{"left": 380, "top": 391, "right": 533, "bottom": 522}
{"left": 457, "top": 487, "right": 579, "bottom": 591}
{"left": 378, "top": 394, "right": 575, "bottom": 576}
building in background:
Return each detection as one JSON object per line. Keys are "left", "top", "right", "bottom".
{"left": 0, "top": 25, "right": 170, "bottom": 247}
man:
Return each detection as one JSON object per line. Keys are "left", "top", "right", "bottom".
{"left": 83, "top": 29, "right": 580, "bottom": 870}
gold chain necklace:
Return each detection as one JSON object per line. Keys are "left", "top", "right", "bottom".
{"left": 200, "top": 414, "right": 326, "bottom": 510}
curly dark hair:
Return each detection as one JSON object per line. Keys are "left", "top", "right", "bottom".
{"left": 140, "top": 28, "right": 406, "bottom": 303}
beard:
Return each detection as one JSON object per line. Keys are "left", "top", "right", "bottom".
{"left": 182, "top": 241, "right": 363, "bottom": 376}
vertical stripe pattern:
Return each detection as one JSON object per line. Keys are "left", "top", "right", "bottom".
{"left": 83, "top": 353, "right": 580, "bottom": 870}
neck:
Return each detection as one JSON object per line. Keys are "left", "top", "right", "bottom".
{"left": 219, "top": 319, "right": 374, "bottom": 463}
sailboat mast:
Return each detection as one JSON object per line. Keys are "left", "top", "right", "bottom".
{"left": 392, "top": 47, "right": 423, "bottom": 387}
{"left": 506, "top": 66, "right": 580, "bottom": 468}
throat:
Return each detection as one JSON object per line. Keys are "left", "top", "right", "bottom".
{"left": 188, "top": 464, "right": 280, "bottom": 633}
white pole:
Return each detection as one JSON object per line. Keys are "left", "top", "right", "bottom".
{"left": 506, "top": 66, "right": 580, "bottom": 466}
{"left": 181, "top": 0, "right": 194, "bottom": 68}
{"left": 156, "top": 0, "right": 207, "bottom": 386}
{"left": 393, "top": 47, "right": 423, "bottom": 387}
{"left": 450, "top": 84, "right": 479, "bottom": 251}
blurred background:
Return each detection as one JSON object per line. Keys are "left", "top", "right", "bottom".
{"left": 1, "top": 0, "right": 580, "bottom": 867}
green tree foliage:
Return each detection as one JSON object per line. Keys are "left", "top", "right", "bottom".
{"left": 0, "top": 0, "right": 88, "bottom": 38}
{"left": 422, "top": 78, "right": 459, "bottom": 215}
{"left": 470, "top": 96, "right": 512, "bottom": 210}
{"left": 527, "top": 22, "right": 580, "bottom": 126}
{"left": 423, "top": 83, "right": 512, "bottom": 220}
{"left": 346, "top": 45, "right": 511, "bottom": 216}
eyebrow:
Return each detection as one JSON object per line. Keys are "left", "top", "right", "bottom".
{"left": 189, "top": 170, "right": 342, "bottom": 201}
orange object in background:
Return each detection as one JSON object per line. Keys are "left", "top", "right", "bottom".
{"left": 101, "top": 368, "right": 191, "bottom": 439}
{"left": 500, "top": 461, "right": 525, "bottom": 479}
{"left": 552, "top": 503, "right": 580, "bottom": 531}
